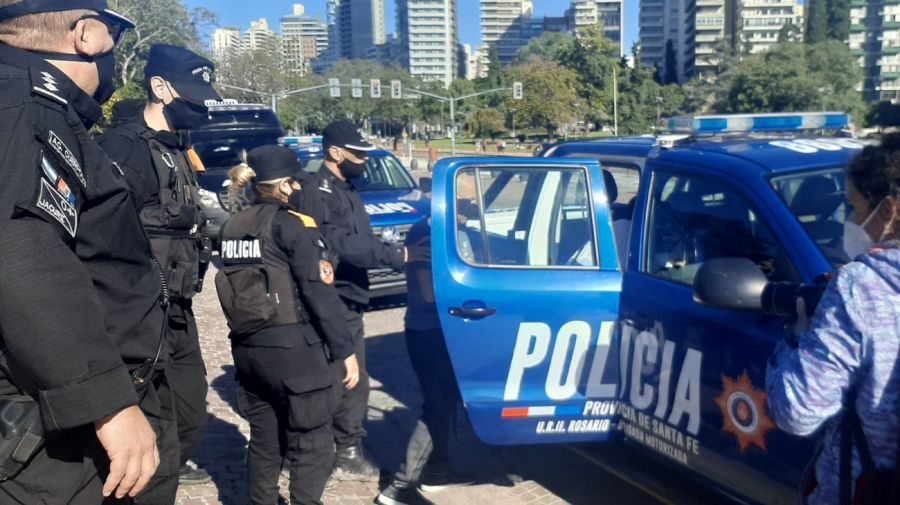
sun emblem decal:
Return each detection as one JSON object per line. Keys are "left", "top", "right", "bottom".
{"left": 714, "top": 371, "right": 775, "bottom": 453}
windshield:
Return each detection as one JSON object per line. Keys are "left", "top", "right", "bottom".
{"left": 192, "top": 134, "right": 278, "bottom": 170}
{"left": 298, "top": 153, "right": 416, "bottom": 191}
{"left": 771, "top": 167, "right": 849, "bottom": 266}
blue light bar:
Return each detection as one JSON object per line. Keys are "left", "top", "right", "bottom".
{"left": 280, "top": 135, "right": 323, "bottom": 146}
{"left": 667, "top": 112, "right": 851, "bottom": 134}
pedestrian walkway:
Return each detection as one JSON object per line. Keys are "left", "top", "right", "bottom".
{"left": 176, "top": 268, "right": 575, "bottom": 505}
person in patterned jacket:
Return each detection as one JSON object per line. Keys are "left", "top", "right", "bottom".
{"left": 766, "top": 138, "right": 900, "bottom": 505}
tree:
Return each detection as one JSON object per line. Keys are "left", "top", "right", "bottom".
{"left": 514, "top": 31, "right": 574, "bottom": 65}
{"left": 723, "top": 41, "right": 865, "bottom": 122}
{"left": 827, "top": 0, "right": 851, "bottom": 42}
{"left": 479, "top": 43, "right": 504, "bottom": 89}
{"left": 557, "top": 25, "right": 620, "bottom": 126}
{"left": 867, "top": 101, "right": 900, "bottom": 128}
{"left": 110, "top": 0, "right": 217, "bottom": 85}
{"left": 465, "top": 108, "right": 505, "bottom": 140}
{"left": 505, "top": 61, "right": 579, "bottom": 137}
{"left": 215, "top": 50, "right": 293, "bottom": 104}
{"left": 806, "top": 0, "right": 828, "bottom": 44}
{"left": 778, "top": 23, "right": 802, "bottom": 44}
{"left": 663, "top": 39, "right": 678, "bottom": 85}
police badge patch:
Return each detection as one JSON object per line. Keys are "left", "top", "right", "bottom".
{"left": 36, "top": 178, "right": 78, "bottom": 237}
{"left": 319, "top": 260, "right": 335, "bottom": 285}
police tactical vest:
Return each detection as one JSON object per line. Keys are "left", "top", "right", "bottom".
{"left": 216, "top": 204, "right": 307, "bottom": 335}
{"left": 125, "top": 123, "right": 204, "bottom": 299}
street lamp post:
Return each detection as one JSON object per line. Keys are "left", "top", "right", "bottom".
{"left": 656, "top": 95, "right": 663, "bottom": 129}
{"left": 510, "top": 108, "right": 517, "bottom": 141}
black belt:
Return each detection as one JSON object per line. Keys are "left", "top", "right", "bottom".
{"left": 145, "top": 228, "right": 197, "bottom": 238}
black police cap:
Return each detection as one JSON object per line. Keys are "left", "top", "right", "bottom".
{"left": 0, "top": 0, "right": 135, "bottom": 31}
{"left": 144, "top": 44, "right": 221, "bottom": 104}
{"left": 322, "top": 120, "right": 375, "bottom": 152}
{"left": 248, "top": 145, "right": 301, "bottom": 183}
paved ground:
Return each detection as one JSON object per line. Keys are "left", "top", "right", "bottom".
{"left": 174, "top": 265, "right": 667, "bottom": 505}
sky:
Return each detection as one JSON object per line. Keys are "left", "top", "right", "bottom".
{"left": 185, "top": 0, "right": 639, "bottom": 55}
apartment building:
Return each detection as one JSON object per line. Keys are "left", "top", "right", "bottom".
{"left": 397, "top": 0, "right": 460, "bottom": 87}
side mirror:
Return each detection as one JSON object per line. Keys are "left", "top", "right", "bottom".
{"left": 693, "top": 258, "right": 767, "bottom": 311}
{"left": 418, "top": 177, "right": 433, "bottom": 193}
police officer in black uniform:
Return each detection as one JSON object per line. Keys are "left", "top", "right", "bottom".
{"left": 217, "top": 145, "right": 360, "bottom": 505}
{"left": 297, "top": 121, "right": 406, "bottom": 481}
{"left": 0, "top": 1, "right": 175, "bottom": 503}
{"left": 96, "top": 44, "right": 217, "bottom": 486}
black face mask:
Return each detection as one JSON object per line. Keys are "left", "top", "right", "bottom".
{"left": 339, "top": 159, "right": 367, "bottom": 179}
{"left": 163, "top": 97, "right": 208, "bottom": 131}
{"left": 29, "top": 49, "right": 118, "bottom": 104}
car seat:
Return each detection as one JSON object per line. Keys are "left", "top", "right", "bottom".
{"left": 789, "top": 175, "right": 844, "bottom": 251}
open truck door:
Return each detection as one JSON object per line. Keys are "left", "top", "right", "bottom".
{"left": 431, "top": 157, "right": 624, "bottom": 445}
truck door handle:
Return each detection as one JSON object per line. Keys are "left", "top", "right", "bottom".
{"left": 449, "top": 306, "right": 497, "bottom": 320}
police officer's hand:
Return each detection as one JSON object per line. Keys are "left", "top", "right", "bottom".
{"left": 343, "top": 354, "right": 360, "bottom": 390}
{"left": 94, "top": 405, "right": 160, "bottom": 499}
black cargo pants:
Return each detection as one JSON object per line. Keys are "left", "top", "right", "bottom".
{"left": 332, "top": 305, "right": 368, "bottom": 450}
{"left": 0, "top": 375, "right": 179, "bottom": 505}
{"left": 166, "top": 301, "right": 208, "bottom": 466}
{"left": 233, "top": 342, "right": 340, "bottom": 505}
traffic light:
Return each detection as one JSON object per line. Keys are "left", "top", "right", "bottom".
{"left": 513, "top": 81, "right": 523, "bottom": 100}
{"left": 370, "top": 79, "right": 382, "bottom": 98}
{"left": 329, "top": 78, "right": 341, "bottom": 98}
{"left": 391, "top": 80, "right": 402, "bottom": 99}
{"left": 351, "top": 78, "right": 362, "bottom": 98}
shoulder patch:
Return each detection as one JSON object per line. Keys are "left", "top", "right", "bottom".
{"left": 36, "top": 178, "right": 77, "bottom": 237}
{"left": 288, "top": 210, "right": 317, "bottom": 228}
{"left": 47, "top": 131, "right": 85, "bottom": 187}
{"left": 318, "top": 178, "right": 332, "bottom": 194}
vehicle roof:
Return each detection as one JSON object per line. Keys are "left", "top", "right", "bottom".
{"left": 289, "top": 146, "right": 394, "bottom": 158}
{"left": 543, "top": 136, "right": 657, "bottom": 159}
{"left": 546, "top": 135, "right": 862, "bottom": 177}
{"left": 659, "top": 136, "right": 862, "bottom": 175}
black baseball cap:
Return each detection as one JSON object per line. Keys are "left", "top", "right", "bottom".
{"left": 322, "top": 120, "right": 376, "bottom": 152}
{"left": 144, "top": 44, "right": 221, "bottom": 104}
{"left": 248, "top": 145, "right": 301, "bottom": 183}
{"left": 0, "top": 1, "right": 135, "bottom": 42}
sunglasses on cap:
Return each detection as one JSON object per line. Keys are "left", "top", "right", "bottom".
{"left": 69, "top": 13, "right": 129, "bottom": 45}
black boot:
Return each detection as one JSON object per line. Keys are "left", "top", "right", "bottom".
{"left": 332, "top": 444, "right": 380, "bottom": 481}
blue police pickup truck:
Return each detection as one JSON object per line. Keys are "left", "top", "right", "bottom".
{"left": 285, "top": 137, "right": 430, "bottom": 297}
{"left": 429, "top": 113, "right": 866, "bottom": 504}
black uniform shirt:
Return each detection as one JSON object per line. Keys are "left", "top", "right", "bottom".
{"left": 234, "top": 206, "right": 354, "bottom": 361}
{"left": 299, "top": 167, "right": 405, "bottom": 306}
{"left": 0, "top": 43, "right": 164, "bottom": 432}
{"left": 96, "top": 109, "right": 202, "bottom": 230}
{"left": 95, "top": 103, "right": 158, "bottom": 208}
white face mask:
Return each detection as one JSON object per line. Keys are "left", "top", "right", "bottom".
{"left": 843, "top": 221, "right": 874, "bottom": 259}
{"left": 842, "top": 200, "right": 883, "bottom": 259}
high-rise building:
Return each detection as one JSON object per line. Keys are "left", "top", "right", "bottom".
{"left": 243, "top": 18, "right": 279, "bottom": 53}
{"left": 640, "top": 0, "right": 695, "bottom": 83}
{"left": 737, "top": 0, "right": 802, "bottom": 55}
{"left": 850, "top": 0, "right": 900, "bottom": 101}
{"left": 692, "top": 0, "right": 737, "bottom": 79}
{"left": 567, "top": 1, "right": 624, "bottom": 56}
{"left": 331, "top": 0, "right": 387, "bottom": 60}
{"left": 281, "top": 4, "right": 330, "bottom": 75}
{"left": 641, "top": 0, "right": 804, "bottom": 83}
{"left": 212, "top": 27, "right": 241, "bottom": 61}
{"left": 397, "top": 0, "right": 460, "bottom": 87}
{"left": 481, "top": 0, "right": 534, "bottom": 66}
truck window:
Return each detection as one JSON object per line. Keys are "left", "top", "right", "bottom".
{"left": 646, "top": 172, "right": 799, "bottom": 285}
{"left": 456, "top": 166, "right": 599, "bottom": 268}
